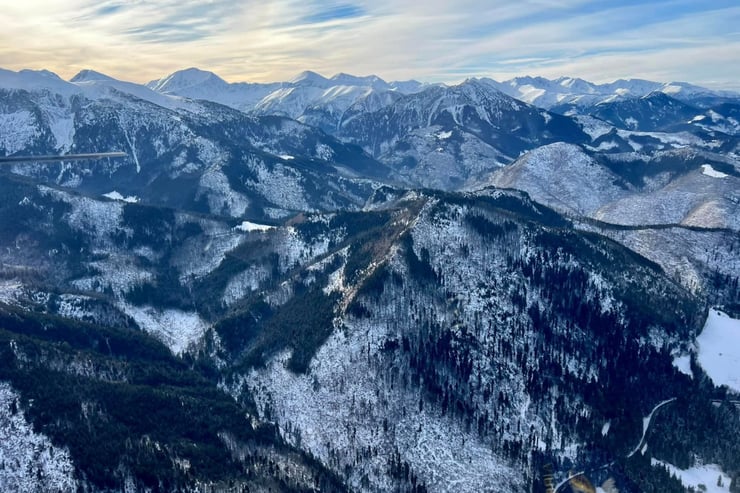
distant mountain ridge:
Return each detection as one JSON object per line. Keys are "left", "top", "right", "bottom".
{"left": 147, "top": 68, "right": 739, "bottom": 111}
{"left": 486, "top": 75, "right": 740, "bottom": 111}
{"left": 1, "top": 66, "right": 738, "bottom": 196}
{"left": 145, "top": 67, "right": 428, "bottom": 117}
{"left": 0, "top": 67, "right": 394, "bottom": 221}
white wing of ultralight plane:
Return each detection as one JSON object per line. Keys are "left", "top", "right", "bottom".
{"left": 0, "top": 152, "right": 127, "bottom": 164}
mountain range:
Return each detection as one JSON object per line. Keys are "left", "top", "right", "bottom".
{"left": 0, "top": 66, "right": 739, "bottom": 492}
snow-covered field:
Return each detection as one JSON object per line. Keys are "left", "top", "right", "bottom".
{"left": 652, "top": 459, "right": 731, "bottom": 493}
{"left": 696, "top": 309, "right": 740, "bottom": 393}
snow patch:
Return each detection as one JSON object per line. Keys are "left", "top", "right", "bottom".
{"left": 601, "top": 421, "right": 611, "bottom": 437}
{"left": 315, "top": 143, "right": 334, "bottom": 161}
{"left": 436, "top": 130, "right": 453, "bottom": 140}
{"left": 701, "top": 164, "right": 729, "bottom": 179}
{"left": 588, "top": 140, "right": 619, "bottom": 151}
{"left": 0, "top": 280, "right": 23, "bottom": 304}
{"left": 696, "top": 309, "right": 740, "bottom": 393}
{"left": 103, "top": 190, "right": 139, "bottom": 203}
{"left": 624, "top": 117, "right": 638, "bottom": 129}
{"left": 117, "top": 302, "right": 209, "bottom": 354}
{"left": 672, "top": 354, "right": 693, "bottom": 378}
{"left": 320, "top": 248, "right": 350, "bottom": 295}
{"left": 517, "top": 84, "right": 546, "bottom": 103}
{"left": 47, "top": 115, "right": 75, "bottom": 151}
{"left": 707, "top": 110, "right": 723, "bottom": 122}
{"left": 574, "top": 115, "right": 613, "bottom": 140}
{"left": 235, "top": 221, "right": 274, "bottom": 232}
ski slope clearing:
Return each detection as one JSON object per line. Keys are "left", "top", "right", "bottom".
{"left": 697, "top": 309, "right": 740, "bottom": 393}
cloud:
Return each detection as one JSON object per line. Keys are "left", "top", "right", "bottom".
{"left": 0, "top": 0, "right": 738, "bottom": 90}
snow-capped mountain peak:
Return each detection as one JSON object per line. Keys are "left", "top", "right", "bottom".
{"left": 70, "top": 69, "right": 117, "bottom": 83}
{"left": 388, "top": 79, "right": 428, "bottom": 93}
{"left": 0, "top": 67, "right": 80, "bottom": 96}
{"left": 147, "top": 67, "right": 228, "bottom": 93}
{"left": 555, "top": 76, "right": 596, "bottom": 93}
{"left": 329, "top": 72, "right": 389, "bottom": 90}
{"left": 67, "top": 70, "right": 191, "bottom": 110}
{"left": 290, "top": 70, "right": 330, "bottom": 87}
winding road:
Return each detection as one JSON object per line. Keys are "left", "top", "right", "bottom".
{"left": 553, "top": 397, "right": 677, "bottom": 492}
{"left": 627, "top": 397, "right": 676, "bottom": 458}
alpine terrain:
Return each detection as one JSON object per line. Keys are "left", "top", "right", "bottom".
{"left": 0, "top": 66, "right": 738, "bottom": 493}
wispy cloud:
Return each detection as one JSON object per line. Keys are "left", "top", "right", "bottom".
{"left": 0, "top": 0, "right": 737, "bottom": 90}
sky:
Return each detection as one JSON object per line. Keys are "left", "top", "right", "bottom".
{"left": 1, "top": 0, "right": 739, "bottom": 90}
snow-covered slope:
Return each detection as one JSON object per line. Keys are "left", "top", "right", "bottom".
{"left": 490, "top": 144, "right": 740, "bottom": 231}
{"left": 2, "top": 65, "right": 739, "bottom": 492}
{"left": 595, "top": 225, "right": 740, "bottom": 297}
{"left": 489, "top": 76, "right": 739, "bottom": 111}
{"left": 652, "top": 460, "right": 732, "bottom": 493}
{"left": 593, "top": 165, "right": 740, "bottom": 230}
{"left": 0, "top": 67, "right": 202, "bottom": 113}
{"left": 489, "top": 142, "right": 629, "bottom": 216}
{"left": 0, "top": 68, "right": 81, "bottom": 97}
{"left": 0, "top": 69, "right": 391, "bottom": 220}
{"left": 697, "top": 309, "right": 740, "bottom": 393}
{"left": 336, "top": 78, "right": 589, "bottom": 189}
{"left": 489, "top": 143, "right": 739, "bottom": 299}
{"left": 225, "top": 190, "right": 706, "bottom": 492}
{"left": 588, "top": 92, "right": 700, "bottom": 132}
{"left": 148, "top": 68, "right": 429, "bottom": 130}
{"left": 69, "top": 68, "right": 196, "bottom": 111}
{"left": 1, "top": 170, "right": 735, "bottom": 491}
{"left": 0, "top": 382, "right": 77, "bottom": 492}
{"left": 147, "top": 67, "right": 281, "bottom": 112}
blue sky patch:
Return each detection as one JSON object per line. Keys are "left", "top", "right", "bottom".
{"left": 302, "top": 4, "right": 364, "bottom": 24}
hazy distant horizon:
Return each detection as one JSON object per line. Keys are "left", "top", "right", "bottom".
{"left": 3, "top": 65, "right": 739, "bottom": 96}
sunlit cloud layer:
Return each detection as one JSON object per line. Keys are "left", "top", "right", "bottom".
{"left": 1, "top": 0, "right": 738, "bottom": 89}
